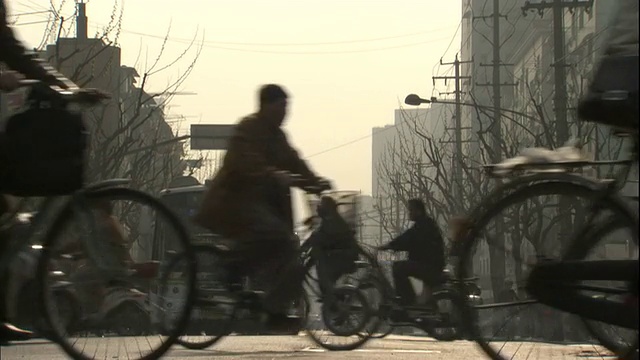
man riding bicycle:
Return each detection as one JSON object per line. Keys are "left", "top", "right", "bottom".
{"left": 195, "top": 84, "right": 331, "bottom": 332}
{"left": 378, "top": 198, "right": 445, "bottom": 307}
{"left": 0, "top": 0, "right": 73, "bottom": 343}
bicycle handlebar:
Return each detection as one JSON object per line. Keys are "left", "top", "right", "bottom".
{"left": 17, "top": 79, "right": 111, "bottom": 106}
{"left": 288, "top": 173, "right": 332, "bottom": 195}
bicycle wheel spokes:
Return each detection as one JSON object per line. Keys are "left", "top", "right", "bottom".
{"left": 38, "top": 187, "right": 196, "bottom": 360}
{"left": 456, "top": 180, "right": 635, "bottom": 359}
{"left": 566, "top": 218, "right": 639, "bottom": 358}
{"left": 304, "top": 246, "right": 380, "bottom": 351}
{"left": 173, "top": 245, "right": 237, "bottom": 350}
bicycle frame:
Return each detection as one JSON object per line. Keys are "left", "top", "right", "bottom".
{"left": 369, "top": 248, "right": 479, "bottom": 311}
{"left": 195, "top": 199, "right": 363, "bottom": 315}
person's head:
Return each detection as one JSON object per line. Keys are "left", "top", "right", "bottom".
{"left": 449, "top": 216, "right": 472, "bottom": 242}
{"left": 317, "top": 196, "right": 338, "bottom": 217}
{"left": 407, "top": 198, "right": 426, "bottom": 222}
{"left": 258, "top": 84, "right": 288, "bottom": 127}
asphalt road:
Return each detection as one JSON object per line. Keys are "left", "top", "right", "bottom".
{"left": 1, "top": 334, "right": 617, "bottom": 359}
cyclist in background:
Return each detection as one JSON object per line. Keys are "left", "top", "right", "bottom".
{"left": 307, "top": 196, "right": 359, "bottom": 295}
{"left": 378, "top": 198, "right": 445, "bottom": 307}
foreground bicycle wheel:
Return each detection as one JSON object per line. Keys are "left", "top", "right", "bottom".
{"left": 36, "top": 187, "right": 197, "bottom": 360}
{"left": 564, "top": 217, "right": 639, "bottom": 359}
{"left": 456, "top": 174, "right": 638, "bottom": 360}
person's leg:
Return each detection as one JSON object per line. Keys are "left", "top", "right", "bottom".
{"left": 258, "top": 237, "right": 303, "bottom": 315}
{"left": 392, "top": 261, "right": 417, "bottom": 306}
{"left": 0, "top": 195, "right": 33, "bottom": 342}
{"left": 240, "top": 203, "right": 303, "bottom": 329}
{"left": 314, "top": 253, "right": 332, "bottom": 296}
{"left": 420, "top": 264, "right": 445, "bottom": 308}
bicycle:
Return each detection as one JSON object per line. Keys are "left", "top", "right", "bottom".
{"left": 353, "top": 246, "right": 481, "bottom": 342}
{"left": 454, "top": 132, "right": 638, "bottom": 359}
{"left": 0, "top": 80, "right": 197, "bottom": 360}
{"left": 168, "top": 183, "right": 377, "bottom": 351}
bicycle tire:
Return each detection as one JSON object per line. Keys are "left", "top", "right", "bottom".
{"left": 357, "top": 269, "right": 395, "bottom": 339}
{"left": 563, "top": 218, "right": 639, "bottom": 358}
{"left": 303, "top": 245, "right": 381, "bottom": 351}
{"left": 303, "top": 291, "right": 372, "bottom": 351}
{"left": 369, "top": 319, "right": 394, "bottom": 339}
{"left": 455, "top": 174, "right": 638, "bottom": 360}
{"left": 173, "top": 244, "right": 237, "bottom": 350}
{"left": 36, "top": 187, "right": 197, "bottom": 360}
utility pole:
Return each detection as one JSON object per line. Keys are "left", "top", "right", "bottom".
{"left": 394, "top": 171, "right": 401, "bottom": 235}
{"left": 522, "top": 0, "right": 594, "bottom": 147}
{"left": 474, "top": 0, "right": 518, "bottom": 163}
{"left": 521, "top": 0, "right": 595, "bottom": 243}
{"left": 472, "top": 0, "right": 519, "bottom": 306}
{"left": 522, "top": 0, "right": 594, "bottom": 341}
{"left": 433, "top": 55, "right": 473, "bottom": 210}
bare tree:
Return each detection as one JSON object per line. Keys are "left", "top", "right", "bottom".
{"left": 36, "top": 1, "right": 202, "bottom": 193}
{"left": 27, "top": 1, "right": 203, "bottom": 252}
{"left": 374, "top": 78, "right": 611, "bottom": 302}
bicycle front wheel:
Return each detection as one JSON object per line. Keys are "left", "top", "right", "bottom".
{"left": 455, "top": 174, "right": 638, "bottom": 360}
{"left": 303, "top": 245, "right": 383, "bottom": 351}
{"left": 36, "top": 187, "right": 197, "bottom": 360}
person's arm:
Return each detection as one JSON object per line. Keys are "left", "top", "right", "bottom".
{"left": 0, "top": 1, "right": 69, "bottom": 87}
{"left": 380, "top": 227, "right": 414, "bottom": 251}
{"left": 277, "top": 129, "right": 321, "bottom": 187}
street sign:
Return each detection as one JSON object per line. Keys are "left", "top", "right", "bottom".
{"left": 190, "top": 124, "right": 236, "bottom": 150}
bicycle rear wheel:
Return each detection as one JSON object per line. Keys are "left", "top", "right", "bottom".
{"left": 36, "top": 187, "right": 197, "bottom": 360}
{"left": 456, "top": 174, "right": 638, "bottom": 360}
{"left": 564, "top": 217, "right": 639, "bottom": 359}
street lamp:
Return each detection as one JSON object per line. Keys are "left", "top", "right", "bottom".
{"left": 405, "top": 93, "right": 541, "bottom": 123}
{"left": 404, "top": 92, "right": 464, "bottom": 212}
{"left": 404, "top": 94, "right": 437, "bottom": 106}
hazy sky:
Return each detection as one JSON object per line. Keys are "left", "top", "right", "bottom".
{"left": 8, "top": 0, "right": 461, "bottom": 196}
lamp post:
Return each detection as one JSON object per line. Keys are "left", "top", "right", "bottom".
{"left": 405, "top": 94, "right": 464, "bottom": 211}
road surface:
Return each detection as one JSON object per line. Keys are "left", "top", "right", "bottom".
{"left": 1, "top": 334, "right": 616, "bottom": 359}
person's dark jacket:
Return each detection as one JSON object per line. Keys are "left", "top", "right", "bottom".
{"left": 195, "top": 113, "right": 321, "bottom": 239}
{"left": 1, "top": 0, "right": 61, "bottom": 83}
{"left": 385, "top": 215, "right": 445, "bottom": 270}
